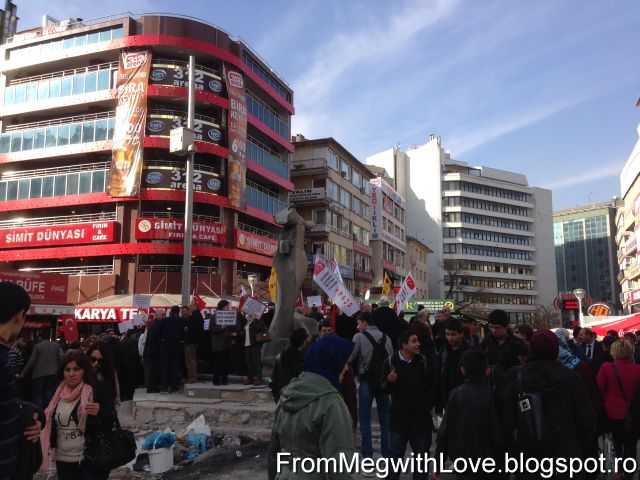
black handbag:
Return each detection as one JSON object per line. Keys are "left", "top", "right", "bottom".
{"left": 84, "top": 412, "right": 136, "bottom": 471}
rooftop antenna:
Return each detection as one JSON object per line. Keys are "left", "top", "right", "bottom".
{"left": 588, "top": 192, "right": 593, "bottom": 204}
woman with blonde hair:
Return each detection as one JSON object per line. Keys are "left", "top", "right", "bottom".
{"left": 597, "top": 339, "right": 640, "bottom": 478}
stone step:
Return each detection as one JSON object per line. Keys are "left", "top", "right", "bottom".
{"left": 184, "top": 382, "right": 274, "bottom": 403}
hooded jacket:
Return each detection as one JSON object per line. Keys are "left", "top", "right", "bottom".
{"left": 268, "top": 372, "right": 354, "bottom": 480}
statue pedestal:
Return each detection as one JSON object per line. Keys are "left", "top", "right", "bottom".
{"left": 261, "top": 337, "right": 289, "bottom": 377}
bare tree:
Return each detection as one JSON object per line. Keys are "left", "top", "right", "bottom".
{"left": 532, "top": 304, "right": 560, "bottom": 329}
{"left": 441, "top": 259, "right": 468, "bottom": 300}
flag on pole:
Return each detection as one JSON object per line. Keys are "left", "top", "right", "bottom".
{"left": 394, "top": 272, "right": 417, "bottom": 314}
{"left": 239, "top": 284, "right": 249, "bottom": 310}
{"left": 295, "top": 291, "right": 304, "bottom": 309}
{"left": 268, "top": 267, "right": 277, "bottom": 302}
{"left": 382, "top": 271, "right": 392, "bottom": 296}
{"left": 330, "top": 305, "right": 338, "bottom": 331}
{"left": 330, "top": 259, "right": 343, "bottom": 284}
{"left": 192, "top": 289, "right": 206, "bottom": 310}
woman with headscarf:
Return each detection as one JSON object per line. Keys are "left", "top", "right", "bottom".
{"left": 268, "top": 335, "right": 355, "bottom": 480}
{"left": 502, "top": 330, "right": 596, "bottom": 479}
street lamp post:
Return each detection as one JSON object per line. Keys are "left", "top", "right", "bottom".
{"left": 573, "top": 288, "right": 586, "bottom": 328}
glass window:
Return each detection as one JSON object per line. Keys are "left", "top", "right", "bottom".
{"left": 73, "top": 75, "right": 85, "bottom": 95}
{"left": 97, "top": 69, "right": 110, "bottom": 90}
{"left": 45, "top": 127, "right": 58, "bottom": 148}
{"left": 112, "top": 27, "right": 123, "bottom": 39}
{"left": 326, "top": 179, "right": 338, "bottom": 201}
{"left": 17, "top": 179, "right": 29, "bottom": 200}
{"left": 34, "top": 129, "right": 45, "bottom": 149}
{"left": 79, "top": 172, "right": 92, "bottom": 194}
{"left": 69, "top": 123, "right": 81, "bottom": 144}
{"left": 327, "top": 149, "right": 338, "bottom": 170}
{"left": 74, "top": 34, "right": 86, "bottom": 47}
{"left": 313, "top": 210, "right": 327, "bottom": 224}
{"left": 42, "top": 177, "right": 54, "bottom": 197}
{"left": 84, "top": 71, "right": 97, "bottom": 93}
{"left": 107, "top": 118, "right": 115, "bottom": 139}
{"left": 66, "top": 174, "right": 79, "bottom": 195}
{"left": 4, "top": 86, "right": 14, "bottom": 106}
{"left": 26, "top": 83, "right": 37, "bottom": 102}
{"left": 10, "top": 132, "right": 22, "bottom": 152}
{"left": 49, "top": 78, "right": 61, "bottom": 98}
{"left": 99, "top": 30, "right": 111, "bottom": 42}
{"left": 61, "top": 76, "right": 72, "bottom": 96}
{"left": 341, "top": 189, "right": 351, "bottom": 209}
{"left": 340, "top": 161, "right": 351, "bottom": 180}
{"left": 50, "top": 39, "right": 62, "bottom": 51}
{"left": 353, "top": 171, "right": 362, "bottom": 189}
{"left": 54, "top": 175, "right": 66, "bottom": 196}
{"left": 94, "top": 119, "right": 108, "bottom": 141}
{"left": 87, "top": 31, "right": 99, "bottom": 44}
{"left": 57, "top": 124, "right": 70, "bottom": 146}
{"left": 30, "top": 178, "right": 42, "bottom": 198}
{"left": 22, "top": 131, "right": 33, "bottom": 150}
{"left": 0, "top": 182, "right": 5, "bottom": 201}
{"left": 14, "top": 84, "right": 25, "bottom": 104}
{"left": 82, "top": 121, "right": 95, "bottom": 143}
{"left": 37, "top": 81, "right": 49, "bottom": 101}
{"left": 0, "top": 134, "right": 9, "bottom": 153}
{"left": 63, "top": 37, "right": 74, "bottom": 49}
{"left": 6, "top": 181, "right": 18, "bottom": 201}
{"left": 92, "top": 170, "right": 105, "bottom": 192}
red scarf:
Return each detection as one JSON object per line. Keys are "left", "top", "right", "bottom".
{"left": 40, "top": 381, "right": 94, "bottom": 471}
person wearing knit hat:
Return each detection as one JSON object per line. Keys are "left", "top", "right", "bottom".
{"left": 501, "top": 329, "right": 596, "bottom": 473}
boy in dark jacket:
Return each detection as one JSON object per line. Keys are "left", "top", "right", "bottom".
{"left": 383, "top": 330, "right": 437, "bottom": 480}
{"left": 435, "top": 349, "right": 504, "bottom": 480}
{"left": 270, "top": 328, "right": 310, "bottom": 402}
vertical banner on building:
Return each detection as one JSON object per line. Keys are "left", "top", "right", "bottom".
{"left": 107, "top": 50, "right": 152, "bottom": 197}
{"left": 370, "top": 180, "right": 380, "bottom": 240}
{"left": 224, "top": 65, "right": 247, "bottom": 209}
{"left": 394, "top": 272, "right": 417, "bottom": 314}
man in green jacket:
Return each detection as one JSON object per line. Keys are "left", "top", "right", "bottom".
{"left": 269, "top": 335, "right": 355, "bottom": 480}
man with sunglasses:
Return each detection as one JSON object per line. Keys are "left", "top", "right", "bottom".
{"left": 0, "top": 281, "right": 42, "bottom": 480}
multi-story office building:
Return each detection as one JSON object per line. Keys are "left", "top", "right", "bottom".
{"left": 367, "top": 136, "right": 557, "bottom": 323}
{"left": 0, "top": 14, "right": 293, "bottom": 322}
{"left": 290, "top": 135, "right": 374, "bottom": 297}
{"left": 554, "top": 200, "right": 622, "bottom": 311}
{"left": 406, "top": 236, "right": 430, "bottom": 299}
{"left": 0, "top": 1, "right": 17, "bottom": 44}
{"left": 366, "top": 166, "right": 407, "bottom": 290}
{"left": 616, "top": 112, "right": 640, "bottom": 313}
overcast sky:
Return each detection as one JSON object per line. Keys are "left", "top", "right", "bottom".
{"left": 16, "top": 0, "right": 640, "bottom": 208}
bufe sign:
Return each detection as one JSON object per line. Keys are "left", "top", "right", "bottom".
{"left": 0, "top": 270, "right": 68, "bottom": 304}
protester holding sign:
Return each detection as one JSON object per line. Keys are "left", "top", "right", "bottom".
{"left": 239, "top": 314, "right": 269, "bottom": 386}
{"left": 210, "top": 300, "right": 236, "bottom": 386}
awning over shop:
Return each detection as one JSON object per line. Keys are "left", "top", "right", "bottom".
{"left": 585, "top": 314, "right": 640, "bottom": 337}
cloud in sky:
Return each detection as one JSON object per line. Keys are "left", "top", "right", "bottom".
{"left": 543, "top": 162, "right": 626, "bottom": 190}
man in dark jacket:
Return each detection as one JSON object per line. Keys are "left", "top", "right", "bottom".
{"left": 20, "top": 333, "right": 61, "bottom": 408}
{"left": 306, "top": 304, "right": 324, "bottom": 323}
{"left": 481, "top": 309, "right": 528, "bottom": 395}
{"left": 269, "top": 328, "right": 309, "bottom": 402}
{"left": 436, "top": 349, "right": 504, "bottom": 480}
{"left": 143, "top": 311, "right": 164, "bottom": 393}
{"left": 372, "top": 297, "right": 406, "bottom": 349}
{"left": 383, "top": 330, "right": 436, "bottom": 480}
{"left": 185, "top": 301, "right": 204, "bottom": 384}
{"left": 159, "top": 306, "right": 186, "bottom": 393}
{"left": 502, "top": 330, "right": 596, "bottom": 478}
{"left": 115, "top": 329, "right": 139, "bottom": 400}
{"left": 437, "top": 318, "right": 470, "bottom": 411}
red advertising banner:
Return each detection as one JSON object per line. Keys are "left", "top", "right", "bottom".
{"left": 0, "top": 222, "right": 116, "bottom": 249}
{"left": 224, "top": 66, "right": 247, "bottom": 209}
{"left": 0, "top": 270, "right": 68, "bottom": 304}
{"left": 107, "top": 50, "right": 152, "bottom": 197}
{"left": 75, "top": 306, "right": 218, "bottom": 322}
{"left": 235, "top": 229, "right": 278, "bottom": 256}
{"left": 135, "top": 218, "right": 226, "bottom": 243}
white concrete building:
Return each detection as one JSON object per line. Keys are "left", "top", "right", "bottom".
{"left": 366, "top": 136, "right": 557, "bottom": 323}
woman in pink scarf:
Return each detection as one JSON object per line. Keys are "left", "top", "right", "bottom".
{"left": 40, "top": 350, "right": 105, "bottom": 480}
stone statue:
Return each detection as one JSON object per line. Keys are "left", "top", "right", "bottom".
{"left": 262, "top": 208, "right": 313, "bottom": 372}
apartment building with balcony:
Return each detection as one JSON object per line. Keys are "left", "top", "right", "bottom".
{"left": 290, "top": 135, "right": 374, "bottom": 298}
{"left": 553, "top": 200, "right": 622, "bottom": 312}
{"left": 0, "top": 13, "right": 293, "bottom": 317}
{"left": 616, "top": 110, "right": 640, "bottom": 313}
{"left": 367, "top": 136, "right": 556, "bottom": 323}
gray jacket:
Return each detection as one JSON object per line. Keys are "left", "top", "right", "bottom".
{"left": 22, "top": 340, "right": 61, "bottom": 379}
{"left": 349, "top": 325, "right": 394, "bottom": 376}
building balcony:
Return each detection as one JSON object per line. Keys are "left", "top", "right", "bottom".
{"left": 246, "top": 181, "right": 287, "bottom": 216}
{"left": 290, "top": 158, "right": 329, "bottom": 175}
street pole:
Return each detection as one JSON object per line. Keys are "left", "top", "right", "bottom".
{"left": 181, "top": 55, "right": 196, "bottom": 307}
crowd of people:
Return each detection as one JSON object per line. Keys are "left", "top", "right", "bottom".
{"left": 268, "top": 298, "right": 640, "bottom": 480}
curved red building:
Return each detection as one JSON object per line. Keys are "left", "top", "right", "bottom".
{"left": 0, "top": 14, "right": 293, "bottom": 327}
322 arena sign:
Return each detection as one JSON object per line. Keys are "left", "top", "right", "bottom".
{"left": 0, "top": 222, "right": 116, "bottom": 248}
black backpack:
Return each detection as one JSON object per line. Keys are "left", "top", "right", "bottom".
{"left": 362, "top": 331, "right": 389, "bottom": 394}
{"left": 514, "top": 366, "right": 547, "bottom": 457}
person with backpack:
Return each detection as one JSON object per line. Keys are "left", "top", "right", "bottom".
{"left": 435, "top": 350, "right": 505, "bottom": 480}
{"left": 502, "top": 330, "right": 596, "bottom": 478}
{"left": 269, "top": 328, "right": 310, "bottom": 402}
{"left": 382, "top": 330, "right": 436, "bottom": 480}
{"left": 597, "top": 339, "right": 640, "bottom": 474}
{"left": 349, "top": 311, "right": 393, "bottom": 461}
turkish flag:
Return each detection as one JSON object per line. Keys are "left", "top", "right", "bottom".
{"left": 62, "top": 315, "right": 79, "bottom": 342}
{"left": 193, "top": 290, "right": 206, "bottom": 310}
{"left": 295, "top": 291, "right": 304, "bottom": 309}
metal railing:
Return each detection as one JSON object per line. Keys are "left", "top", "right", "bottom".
{"left": 19, "top": 264, "right": 114, "bottom": 275}
{"left": 148, "top": 109, "right": 220, "bottom": 127}
{"left": 0, "top": 212, "right": 116, "bottom": 229}
{"left": 1, "top": 161, "right": 110, "bottom": 180}
{"left": 153, "top": 58, "right": 221, "bottom": 78}
{"left": 5, "top": 111, "right": 115, "bottom": 132}
{"left": 8, "top": 61, "right": 119, "bottom": 85}
{"left": 237, "top": 222, "right": 278, "bottom": 240}
{"left": 139, "top": 211, "right": 220, "bottom": 223}
{"left": 7, "top": 13, "right": 131, "bottom": 43}
{"left": 236, "top": 270, "right": 264, "bottom": 280}
{"left": 138, "top": 265, "right": 220, "bottom": 274}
